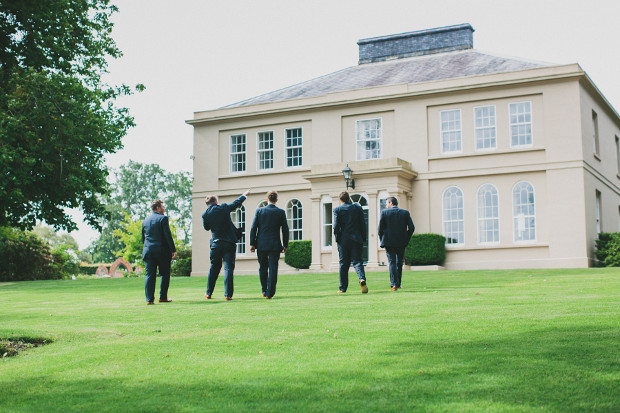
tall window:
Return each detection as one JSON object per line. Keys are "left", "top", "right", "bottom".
{"left": 356, "top": 118, "right": 382, "bottom": 160}
{"left": 440, "top": 110, "right": 462, "bottom": 153}
{"left": 230, "top": 134, "right": 246, "bottom": 173}
{"left": 257, "top": 200, "right": 268, "bottom": 209}
{"left": 286, "top": 128, "right": 303, "bottom": 167}
{"left": 512, "top": 182, "right": 536, "bottom": 242}
{"left": 257, "top": 131, "right": 274, "bottom": 170}
{"left": 474, "top": 106, "right": 496, "bottom": 150}
{"left": 287, "top": 199, "right": 303, "bottom": 240}
{"left": 477, "top": 184, "right": 499, "bottom": 244}
{"left": 592, "top": 110, "right": 600, "bottom": 156}
{"left": 616, "top": 136, "right": 620, "bottom": 175}
{"left": 509, "top": 102, "right": 532, "bottom": 147}
{"left": 321, "top": 195, "right": 332, "bottom": 248}
{"left": 230, "top": 206, "right": 245, "bottom": 254}
{"left": 442, "top": 186, "right": 464, "bottom": 245}
{"left": 596, "top": 190, "right": 602, "bottom": 234}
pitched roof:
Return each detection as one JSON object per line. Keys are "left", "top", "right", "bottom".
{"left": 222, "top": 50, "right": 552, "bottom": 109}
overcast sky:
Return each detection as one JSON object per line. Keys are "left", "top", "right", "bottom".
{"left": 69, "top": 0, "right": 620, "bottom": 248}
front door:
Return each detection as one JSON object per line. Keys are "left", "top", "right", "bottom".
{"left": 351, "top": 194, "right": 369, "bottom": 263}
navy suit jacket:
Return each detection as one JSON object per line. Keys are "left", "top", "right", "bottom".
{"left": 249, "top": 204, "right": 289, "bottom": 252}
{"left": 378, "top": 206, "right": 415, "bottom": 249}
{"left": 142, "top": 212, "right": 176, "bottom": 260}
{"left": 333, "top": 202, "right": 366, "bottom": 245}
{"left": 202, "top": 195, "right": 246, "bottom": 245}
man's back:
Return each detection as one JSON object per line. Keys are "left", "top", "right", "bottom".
{"left": 202, "top": 196, "right": 245, "bottom": 245}
{"left": 142, "top": 212, "right": 175, "bottom": 259}
{"left": 334, "top": 202, "right": 366, "bottom": 245}
{"left": 250, "top": 204, "right": 289, "bottom": 251}
{"left": 379, "top": 207, "right": 415, "bottom": 248}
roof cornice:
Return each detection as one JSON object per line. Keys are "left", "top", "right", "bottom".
{"left": 186, "top": 64, "right": 585, "bottom": 126}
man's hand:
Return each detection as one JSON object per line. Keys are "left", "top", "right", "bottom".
{"left": 282, "top": 248, "right": 287, "bottom": 253}
{"left": 242, "top": 189, "right": 251, "bottom": 197}
{"left": 172, "top": 252, "right": 177, "bottom": 259}
{"left": 250, "top": 245, "right": 256, "bottom": 253}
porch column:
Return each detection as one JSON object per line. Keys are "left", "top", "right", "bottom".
{"left": 366, "top": 191, "right": 380, "bottom": 269}
{"left": 309, "top": 195, "right": 323, "bottom": 270}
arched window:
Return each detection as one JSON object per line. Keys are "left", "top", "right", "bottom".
{"left": 230, "top": 205, "right": 245, "bottom": 254}
{"left": 442, "top": 186, "right": 464, "bottom": 245}
{"left": 286, "top": 199, "right": 303, "bottom": 241}
{"left": 477, "top": 184, "right": 499, "bottom": 244}
{"left": 513, "top": 182, "right": 536, "bottom": 242}
{"left": 257, "top": 200, "right": 268, "bottom": 209}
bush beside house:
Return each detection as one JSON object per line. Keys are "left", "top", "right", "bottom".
{"left": 404, "top": 233, "right": 446, "bottom": 266}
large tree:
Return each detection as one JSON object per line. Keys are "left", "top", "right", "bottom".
{"left": 0, "top": 0, "right": 142, "bottom": 231}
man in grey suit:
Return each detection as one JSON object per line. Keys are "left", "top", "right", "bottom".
{"left": 333, "top": 191, "right": 368, "bottom": 294}
{"left": 378, "top": 196, "right": 415, "bottom": 290}
{"left": 202, "top": 189, "right": 250, "bottom": 300}
{"left": 142, "top": 199, "right": 177, "bottom": 305}
{"left": 249, "top": 190, "right": 289, "bottom": 299}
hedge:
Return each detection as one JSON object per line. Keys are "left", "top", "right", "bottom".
{"left": 0, "top": 227, "right": 63, "bottom": 281}
{"left": 404, "top": 233, "right": 446, "bottom": 266}
{"left": 284, "top": 241, "right": 311, "bottom": 269}
{"left": 594, "top": 232, "right": 620, "bottom": 267}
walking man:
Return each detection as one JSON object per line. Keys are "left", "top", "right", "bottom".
{"left": 142, "top": 199, "right": 177, "bottom": 305}
{"left": 333, "top": 191, "right": 368, "bottom": 294}
{"left": 378, "top": 196, "right": 415, "bottom": 290}
{"left": 249, "top": 190, "right": 289, "bottom": 299}
{"left": 202, "top": 189, "right": 250, "bottom": 300}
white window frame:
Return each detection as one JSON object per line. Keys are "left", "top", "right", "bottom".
{"left": 477, "top": 184, "right": 500, "bottom": 245}
{"left": 257, "top": 131, "right": 274, "bottom": 171}
{"left": 230, "top": 205, "right": 246, "bottom": 255}
{"left": 474, "top": 105, "right": 497, "bottom": 151}
{"left": 592, "top": 110, "right": 600, "bottom": 157}
{"left": 442, "top": 186, "right": 465, "bottom": 246}
{"left": 257, "top": 200, "right": 268, "bottom": 209}
{"left": 286, "top": 199, "right": 303, "bottom": 241}
{"left": 512, "top": 181, "right": 536, "bottom": 243}
{"left": 356, "top": 118, "right": 383, "bottom": 160}
{"left": 596, "top": 190, "right": 602, "bottom": 234}
{"left": 229, "top": 134, "right": 246, "bottom": 173}
{"left": 440, "top": 109, "right": 462, "bottom": 154}
{"left": 509, "top": 101, "right": 533, "bottom": 148}
{"left": 285, "top": 127, "right": 303, "bottom": 168}
{"left": 377, "top": 191, "right": 390, "bottom": 248}
{"left": 321, "top": 195, "right": 333, "bottom": 249}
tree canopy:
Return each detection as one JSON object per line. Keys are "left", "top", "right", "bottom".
{"left": 0, "top": 0, "right": 142, "bottom": 231}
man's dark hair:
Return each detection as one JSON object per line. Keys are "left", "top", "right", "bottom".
{"left": 339, "top": 191, "right": 350, "bottom": 203}
{"left": 386, "top": 196, "right": 398, "bottom": 206}
{"left": 267, "top": 190, "right": 278, "bottom": 203}
{"left": 151, "top": 199, "right": 164, "bottom": 211}
{"left": 205, "top": 195, "right": 218, "bottom": 206}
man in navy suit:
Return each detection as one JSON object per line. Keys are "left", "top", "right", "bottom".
{"left": 142, "top": 199, "right": 177, "bottom": 305}
{"left": 378, "top": 196, "right": 415, "bottom": 290}
{"left": 333, "top": 191, "right": 368, "bottom": 294}
{"left": 202, "top": 189, "right": 250, "bottom": 300}
{"left": 249, "top": 190, "right": 289, "bottom": 299}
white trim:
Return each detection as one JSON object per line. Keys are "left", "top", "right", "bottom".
{"left": 511, "top": 181, "right": 537, "bottom": 243}
{"left": 284, "top": 127, "right": 303, "bottom": 169}
{"left": 442, "top": 185, "right": 465, "bottom": 246}
{"left": 229, "top": 133, "right": 247, "bottom": 174}
{"left": 320, "top": 195, "right": 333, "bottom": 250}
{"left": 476, "top": 183, "right": 500, "bottom": 245}
{"left": 256, "top": 130, "right": 274, "bottom": 171}
{"left": 286, "top": 198, "right": 303, "bottom": 241}
{"left": 473, "top": 105, "right": 497, "bottom": 152}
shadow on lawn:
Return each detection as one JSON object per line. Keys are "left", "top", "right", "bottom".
{"left": 1, "top": 325, "right": 617, "bottom": 412}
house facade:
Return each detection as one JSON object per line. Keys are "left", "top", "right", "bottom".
{"left": 187, "top": 24, "right": 620, "bottom": 275}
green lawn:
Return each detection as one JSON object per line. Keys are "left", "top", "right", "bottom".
{"left": 1, "top": 269, "right": 619, "bottom": 412}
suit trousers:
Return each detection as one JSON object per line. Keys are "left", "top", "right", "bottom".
{"left": 257, "top": 250, "right": 280, "bottom": 298}
{"left": 337, "top": 241, "right": 366, "bottom": 292}
{"left": 206, "top": 241, "right": 236, "bottom": 298}
{"left": 385, "top": 246, "right": 405, "bottom": 288}
{"left": 144, "top": 255, "right": 171, "bottom": 303}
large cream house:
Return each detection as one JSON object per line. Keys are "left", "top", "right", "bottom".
{"left": 187, "top": 24, "right": 620, "bottom": 275}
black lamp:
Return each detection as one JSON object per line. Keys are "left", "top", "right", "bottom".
{"left": 342, "top": 164, "right": 355, "bottom": 190}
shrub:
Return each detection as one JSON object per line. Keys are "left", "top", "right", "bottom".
{"left": 49, "top": 246, "right": 80, "bottom": 278}
{"left": 79, "top": 264, "right": 105, "bottom": 275}
{"left": 594, "top": 232, "right": 620, "bottom": 267}
{"left": 284, "top": 241, "right": 311, "bottom": 269}
{"left": 404, "top": 233, "right": 446, "bottom": 266}
{"left": 171, "top": 246, "right": 192, "bottom": 277}
{"left": 0, "top": 227, "right": 62, "bottom": 281}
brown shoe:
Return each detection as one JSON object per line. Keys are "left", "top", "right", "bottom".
{"left": 203, "top": 294, "right": 211, "bottom": 299}
{"left": 390, "top": 287, "right": 398, "bottom": 291}
{"left": 146, "top": 302, "right": 154, "bottom": 305}
{"left": 337, "top": 290, "right": 346, "bottom": 294}
{"left": 265, "top": 296, "right": 272, "bottom": 299}
{"left": 225, "top": 297, "right": 232, "bottom": 301}
{"left": 158, "top": 298, "right": 172, "bottom": 303}
{"left": 360, "top": 280, "right": 368, "bottom": 294}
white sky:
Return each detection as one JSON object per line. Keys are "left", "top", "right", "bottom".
{"left": 69, "top": 0, "right": 620, "bottom": 249}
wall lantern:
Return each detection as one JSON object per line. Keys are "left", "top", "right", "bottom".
{"left": 342, "top": 164, "right": 355, "bottom": 190}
